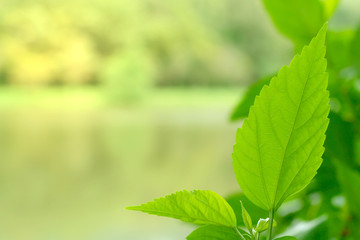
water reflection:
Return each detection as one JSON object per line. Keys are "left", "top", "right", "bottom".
{"left": 0, "top": 90, "right": 242, "bottom": 239}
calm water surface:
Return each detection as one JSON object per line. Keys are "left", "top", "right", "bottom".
{"left": 0, "top": 89, "right": 243, "bottom": 239}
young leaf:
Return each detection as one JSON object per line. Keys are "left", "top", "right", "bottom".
{"left": 126, "top": 190, "right": 237, "bottom": 227}
{"left": 186, "top": 225, "right": 244, "bottom": 240}
{"left": 240, "top": 201, "right": 253, "bottom": 233}
{"left": 226, "top": 193, "right": 268, "bottom": 226}
{"left": 254, "top": 218, "right": 277, "bottom": 233}
{"left": 233, "top": 24, "right": 330, "bottom": 211}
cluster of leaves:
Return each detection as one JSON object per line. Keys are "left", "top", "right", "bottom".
{"left": 127, "top": 21, "right": 330, "bottom": 239}
{"left": 232, "top": 0, "right": 360, "bottom": 239}
{"left": 127, "top": 190, "right": 292, "bottom": 240}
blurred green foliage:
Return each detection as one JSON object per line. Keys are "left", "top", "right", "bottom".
{"left": 0, "top": 0, "right": 291, "bottom": 94}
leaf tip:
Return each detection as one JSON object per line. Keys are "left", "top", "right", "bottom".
{"left": 125, "top": 206, "right": 141, "bottom": 211}
{"left": 317, "top": 22, "right": 328, "bottom": 41}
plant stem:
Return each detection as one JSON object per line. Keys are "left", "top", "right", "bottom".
{"left": 266, "top": 208, "right": 275, "bottom": 240}
{"left": 234, "top": 227, "right": 246, "bottom": 240}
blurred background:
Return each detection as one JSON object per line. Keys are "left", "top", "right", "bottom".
{"left": 0, "top": 0, "right": 359, "bottom": 239}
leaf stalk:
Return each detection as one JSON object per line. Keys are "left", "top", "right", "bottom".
{"left": 234, "top": 227, "right": 246, "bottom": 240}
{"left": 266, "top": 208, "right": 275, "bottom": 240}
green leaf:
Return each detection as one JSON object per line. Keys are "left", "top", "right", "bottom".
{"left": 126, "top": 190, "right": 237, "bottom": 227}
{"left": 226, "top": 193, "right": 268, "bottom": 226}
{"left": 231, "top": 76, "right": 272, "bottom": 121}
{"left": 186, "top": 225, "right": 243, "bottom": 240}
{"left": 254, "top": 218, "right": 277, "bottom": 233}
{"left": 262, "top": 0, "right": 334, "bottom": 48}
{"left": 274, "top": 237, "right": 298, "bottom": 240}
{"left": 233, "top": 24, "right": 330, "bottom": 211}
{"left": 240, "top": 201, "right": 252, "bottom": 233}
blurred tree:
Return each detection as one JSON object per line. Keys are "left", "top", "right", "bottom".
{"left": 0, "top": 0, "right": 291, "bottom": 95}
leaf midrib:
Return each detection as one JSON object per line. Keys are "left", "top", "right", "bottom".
{"left": 182, "top": 193, "right": 235, "bottom": 227}
{"left": 271, "top": 50, "right": 319, "bottom": 209}
{"left": 131, "top": 191, "right": 236, "bottom": 227}
{"left": 276, "top": 129, "right": 325, "bottom": 208}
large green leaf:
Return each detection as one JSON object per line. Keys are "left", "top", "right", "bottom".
{"left": 186, "top": 225, "right": 243, "bottom": 240}
{"left": 230, "top": 31, "right": 348, "bottom": 123}
{"left": 262, "top": 0, "right": 335, "bottom": 48}
{"left": 126, "top": 190, "right": 237, "bottom": 227}
{"left": 233, "top": 24, "right": 330, "bottom": 211}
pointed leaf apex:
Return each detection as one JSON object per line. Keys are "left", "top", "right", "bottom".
{"left": 125, "top": 190, "right": 237, "bottom": 227}
{"left": 125, "top": 206, "right": 140, "bottom": 211}
{"left": 317, "top": 22, "right": 328, "bottom": 40}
